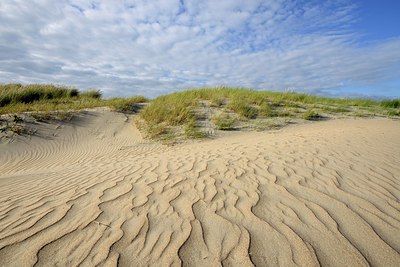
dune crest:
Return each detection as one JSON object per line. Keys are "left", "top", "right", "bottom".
{"left": 0, "top": 110, "right": 399, "bottom": 266}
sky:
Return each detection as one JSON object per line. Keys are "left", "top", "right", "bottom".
{"left": 0, "top": 0, "right": 399, "bottom": 98}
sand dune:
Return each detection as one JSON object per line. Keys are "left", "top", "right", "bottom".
{"left": 0, "top": 109, "right": 399, "bottom": 266}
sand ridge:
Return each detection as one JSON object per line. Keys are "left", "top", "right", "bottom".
{"left": 0, "top": 110, "right": 399, "bottom": 266}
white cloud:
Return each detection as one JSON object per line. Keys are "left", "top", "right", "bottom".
{"left": 0, "top": 0, "right": 399, "bottom": 97}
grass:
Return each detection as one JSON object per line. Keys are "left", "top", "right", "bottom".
{"left": 212, "top": 114, "right": 237, "bottom": 130}
{"left": 226, "top": 98, "right": 258, "bottom": 119}
{"left": 302, "top": 110, "right": 321, "bottom": 120}
{"left": 139, "top": 86, "right": 399, "bottom": 139}
{"left": 381, "top": 99, "right": 399, "bottom": 108}
{"left": 80, "top": 89, "right": 102, "bottom": 99}
{"left": 0, "top": 116, "right": 34, "bottom": 136}
{"left": 31, "top": 111, "right": 75, "bottom": 122}
{"left": 185, "top": 118, "right": 207, "bottom": 138}
{"left": 2, "top": 84, "right": 399, "bottom": 141}
{"left": 0, "top": 84, "right": 148, "bottom": 115}
{"left": 0, "top": 84, "right": 79, "bottom": 107}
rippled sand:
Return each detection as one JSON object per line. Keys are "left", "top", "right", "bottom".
{"left": 0, "top": 110, "right": 399, "bottom": 266}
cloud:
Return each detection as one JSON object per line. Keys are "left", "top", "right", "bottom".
{"left": 0, "top": 0, "right": 399, "bottom": 97}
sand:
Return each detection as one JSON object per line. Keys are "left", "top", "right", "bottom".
{"left": 0, "top": 109, "right": 399, "bottom": 266}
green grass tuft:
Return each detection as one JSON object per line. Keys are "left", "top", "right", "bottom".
{"left": 185, "top": 118, "right": 207, "bottom": 138}
{"left": 303, "top": 110, "right": 321, "bottom": 120}
{"left": 226, "top": 98, "right": 258, "bottom": 119}
{"left": 0, "top": 83, "right": 147, "bottom": 115}
{"left": 380, "top": 99, "right": 400, "bottom": 108}
{"left": 80, "top": 89, "right": 102, "bottom": 99}
{"left": 212, "top": 114, "right": 237, "bottom": 130}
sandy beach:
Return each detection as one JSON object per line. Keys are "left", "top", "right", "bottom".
{"left": 0, "top": 109, "right": 399, "bottom": 266}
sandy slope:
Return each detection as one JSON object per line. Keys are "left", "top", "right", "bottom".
{"left": 0, "top": 109, "right": 399, "bottom": 267}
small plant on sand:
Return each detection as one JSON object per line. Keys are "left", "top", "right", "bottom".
{"left": 184, "top": 118, "right": 207, "bottom": 138}
{"left": 8, "top": 124, "right": 26, "bottom": 135}
{"left": 259, "top": 102, "right": 273, "bottom": 117}
{"left": 110, "top": 96, "right": 148, "bottom": 113}
{"left": 380, "top": 99, "right": 399, "bottom": 108}
{"left": 303, "top": 110, "right": 321, "bottom": 120}
{"left": 31, "top": 112, "right": 53, "bottom": 122}
{"left": 31, "top": 111, "right": 74, "bottom": 122}
{"left": 13, "top": 114, "right": 24, "bottom": 123}
{"left": 210, "top": 96, "right": 225, "bottom": 107}
{"left": 213, "top": 114, "right": 237, "bottom": 130}
{"left": 55, "top": 111, "right": 75, "bottom": 121}
{"left": 144, "top": 123, "right": 170, "bottom": 140}
{"left": 227, "top": 99, "right": 258, "bottom": 119}
{"left": 80, "top": 89, "right": 102, "bottom": 99}
{"left": 387, "top": 109, "right": 400, "bottom": 117}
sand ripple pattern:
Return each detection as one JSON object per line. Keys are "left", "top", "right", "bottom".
{"left": 0, "top": 112, "right": 399, "bottom": 266}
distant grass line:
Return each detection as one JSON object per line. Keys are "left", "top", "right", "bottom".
{"left": 0, "top": 84, "right": 147, "bottom": 115}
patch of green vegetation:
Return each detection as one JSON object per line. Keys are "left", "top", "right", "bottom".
{"left": 0, "top": 84, "right": 80, "bottom": 107}
{"left": 319, "top": 105, "right": 350, "bottom": 113}
{"left": 0, "top": 118, "right": 34, "bottom": 136}
{"left": 303, "top": 110, "right": 321, "bottom": 120}
{"left": 140, "top": 92, "right": 196, "bottom": 126}
{"left": 31, "top": 111, "right": 75, "bottom": 122}
{"left": 252, "top": 119, "right": 288, "bottom": 131}
{"left": 258, "top": 102, "right": 273, "bottom": 117}
{"left": 352, "top": 112, "right": 372, "bottom": 118}
{"left": 226, "top": 99, "right": 258, "bottom": 119}
{"left": 380, "top": 99, "right": 399, "bottom": 108}
{"left": 274, "top": 109, "right": 295, "bottom": 117}
{"left": 108, "top": 97, "right": 148, "bottom": 113}
{"left": 387, "top": 109, "right": 400, "bottom": 117}
{"left": 185, "top": 118, "right": 207, "bottom": 138}
{"left": 138, "top": 86, "right": 400, "bottom": 139}
{"left": 80, "top": 89, "right": 102, "bottom": 99}
{"left": 3, "top": 84, "right": 398, "bottom": 141}
{"left": 0, "top": 84, "right": 147, "bottom": 115}
{"left": 31, "top": 113, "right": 53, "bottom": 122}
{"left": 212, "top": 114, "right": 237, "bottom": 130}
{"left": 209, "top": 96, "right": 225, "bottom": 107}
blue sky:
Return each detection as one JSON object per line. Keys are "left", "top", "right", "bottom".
{"left": 0, "top": 0, "right": 399, "bottom": 98}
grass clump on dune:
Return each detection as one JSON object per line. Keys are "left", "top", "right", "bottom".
{"left": 184, "top": 118, "right": 207, "bottom": 138}
{"left": 380, "top": 99, "right": 399, "bottom": 108}
{"left": 0, "top": 84, "right": 79, "bottom": 107}
{"left": 0, "top": 84, "right": 148, "bottom": 115}
{"left": 226, "top": 98, "right": 258, "bottom": 119}
{"left": 212, "top": 114, "right": 237, "bottom": 130}
{"left": 79, "top": 89, "right": 102, "bottom": 99}
{"left": 303, "top": 110, "right": 321, "bottom": 120}
{"left": 140, "top": 92, "right": 197, "bottom": 125}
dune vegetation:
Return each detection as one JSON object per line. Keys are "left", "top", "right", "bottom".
{"left": 0, "top": 84, "right": 148, "bottom": 115}
{"left": 138, "top": 86, "right": 400, "bottom": 140}
{"left": 1, "top": 84, "right": 399, "bottom": 141}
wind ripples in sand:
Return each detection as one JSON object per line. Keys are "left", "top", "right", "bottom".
{"left": 0, "top": 111, "right": 399, "bottom": 266}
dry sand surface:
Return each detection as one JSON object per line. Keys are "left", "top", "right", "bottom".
{"left": 0, "top": 109, "right": 399, "bottom": 266}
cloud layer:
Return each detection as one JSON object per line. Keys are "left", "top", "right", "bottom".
{"left": 1, "top": 0, "right": 399, "bottom": 97}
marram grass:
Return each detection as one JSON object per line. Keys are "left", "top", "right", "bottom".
{"left": 139, "top": 86, "right": 399, "bottom": 139}
{"left": 1, "top": 84, "right": 399, "bottom": 140}
{"left": 0, "top": 84, "right": 147, "bottom": 115}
